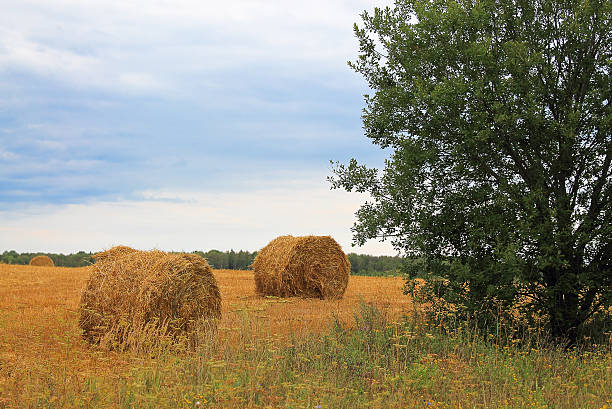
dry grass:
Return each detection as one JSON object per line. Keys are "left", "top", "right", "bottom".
{"left": 216, "top": 268, "right": 409, "bottom": 342}
{"left": 0, "top": 264, "right": 124, "bottom": 405}
{"left": 28, "top": 255, "right": 54, "bottom": 267}
{"left": 0, "top": 264, "right": 408, "bottom": 393}
{"left": 0, "top": 263, "right": 609, "bottom": 409}
{"left": 252, "top": 235, "right": 351, "bottom": 299}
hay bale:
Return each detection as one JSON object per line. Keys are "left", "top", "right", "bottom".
{"left": 29, "top": 255, "right": 54, "bottom": 267}
{"left": 78, "top": 246, "right": 221, "bottom": 347}
{"left": 252, "top": 235, "right": 350, "bottom": 299}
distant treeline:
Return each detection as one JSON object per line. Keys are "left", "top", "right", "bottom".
{"left": 346, "top": 253, "right": 404, "bottom": 276}
{"left": 0, "top": 249, "right": 406, "bottom": 276}
{"left": 195, "top": 251, "right": 406, "bottom": 276}
{"left": 0, "top": 250, "right": 95, "bottom": 267}
{"left": 192, "top": 250, "right": 255, "bottom": 270}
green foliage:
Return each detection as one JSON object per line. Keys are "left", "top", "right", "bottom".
{"left": 331, "top": 0, "right": 611, "bottom": 345}
{"left": 347, "top": 253, "right": 405, "bottom": 276}
{"left": 193, "top": 249, "right": 257, "bottom": 270}
{"left": 0, "top": 250, "right": 404, "bottom": 277}
{"left": 196, "top": 250, "right": 407, "bottom": 275}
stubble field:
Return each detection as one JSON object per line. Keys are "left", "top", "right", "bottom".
{"left": 0, "top": 263, "right": 609, "bottom": 409}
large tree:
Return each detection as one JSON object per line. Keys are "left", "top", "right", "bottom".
{"left": 331, "top": 0, "right": 611, "bottom": 345}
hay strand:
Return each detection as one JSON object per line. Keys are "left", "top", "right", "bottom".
{"left": 91, "top": 245, "right": 139, "bottom": 263}
{"left": 252, "top": 235, "right": 350, "bottom": 299}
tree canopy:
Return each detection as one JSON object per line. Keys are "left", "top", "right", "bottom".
{"left": 331, "top": 0, "right": 611, "bottom": 345}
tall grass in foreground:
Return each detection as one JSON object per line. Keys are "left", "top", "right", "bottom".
{"left": 1, "top": 303, "right": 610, "bottom": 409}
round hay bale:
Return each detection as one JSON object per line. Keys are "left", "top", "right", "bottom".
{"left": 78, "top": 246, "right": 221, "bottom": 347}
{"left": 252, "top": 235, "right": 350, "bottom": 299}
{"left": 29, "top": 255, "right": 54, "bottom": 267}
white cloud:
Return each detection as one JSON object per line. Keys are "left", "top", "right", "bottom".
{"left": 0, "top": 149, "right": 18, "bottom": 160}
{"left": 118, "top": 72, "right": 166, "bottom": 91}
{"left": 0, "top": 0, "right": 392, "bottom": 96}
{"left": 0, "top": 0, "right": 397, "bottom": 255}
{"left": 0, "top": 182, "right": 396, "bottom": 256}
{"left": 0, "top": 29, "right": 97, "bottom": 75}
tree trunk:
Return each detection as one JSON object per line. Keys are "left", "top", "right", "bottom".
{"left": 549, "top": 286, "right": 580, "bottom": 347}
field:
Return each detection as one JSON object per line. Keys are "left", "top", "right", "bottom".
{"left": 0, "top": 264, "right": 610, "bottom": 408}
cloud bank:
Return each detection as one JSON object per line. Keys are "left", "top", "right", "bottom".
{"left": 0, "top": 0, "right": 396, "bottom": 255}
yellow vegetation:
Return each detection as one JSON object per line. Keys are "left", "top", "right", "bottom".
{"left": 0, "top": 263, "right": 408, "bottom": 384}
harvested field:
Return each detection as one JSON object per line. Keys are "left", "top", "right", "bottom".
{"left": 215, "top": 268, "right": 409, "bottom": 341}
{"left": 2, "top": 263, "right": 606, "bottom": 409}
{"left": 0, "top": 264, "right": 408, "bottom": 395}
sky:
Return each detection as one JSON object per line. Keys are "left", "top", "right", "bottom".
{"left": 0, "top": 0, "right": 397, "bottom": 256}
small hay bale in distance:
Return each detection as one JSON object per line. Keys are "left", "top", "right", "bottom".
{"left": 252, "top": 235, "right": 350, "bottom": 299}
{"left": 78, "top": 246, "right": 221, "bottom": 346}
{"left": 29, "top": 255, "right": 54, "bottom": 267}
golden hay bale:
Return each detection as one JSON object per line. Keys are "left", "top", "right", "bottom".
{"left": 78, "top": 246, "right": 221, "bottom": 346}
{"left": 29, "top": 255, "right": 54, "bottom": 267}
{"left": 252, "top": 235, "right": 350, "bottom": 299}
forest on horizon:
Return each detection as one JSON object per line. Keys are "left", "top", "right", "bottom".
{"left": 0, "top": 249, "right": 405, "bottom": 276}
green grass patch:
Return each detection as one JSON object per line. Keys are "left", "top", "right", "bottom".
{"left": 1, "top": 303, "right": 610, "bottom": 409}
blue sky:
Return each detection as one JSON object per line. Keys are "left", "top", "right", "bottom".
{"left": 0, "top": 0, "right": 396, "bottom": 255}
